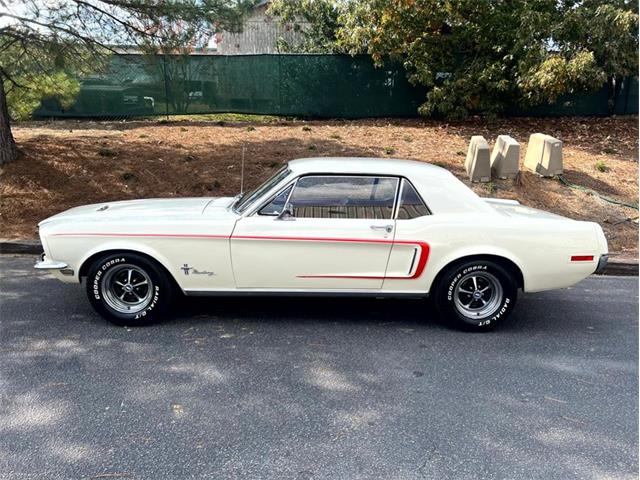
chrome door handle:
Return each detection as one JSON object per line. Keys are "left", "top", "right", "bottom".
{"left": 370, "top": 224, "right": 393, "bottom": 233}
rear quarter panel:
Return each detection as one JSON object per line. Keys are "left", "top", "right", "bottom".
{"left": 384, "top": 213, "right": 602, "bottom": 294}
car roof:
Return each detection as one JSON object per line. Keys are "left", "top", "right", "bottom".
{"left": 285, "top": 156, "right": 495, "bottom": 215}
{"left": 287, "top": 157, "right": 453, "bottom": 178}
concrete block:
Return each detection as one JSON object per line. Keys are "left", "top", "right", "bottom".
{"left": 465, "top": 135, "right": 491, "bottom": 182}
{"left": 524, "top": 133, "right": 563, "bottom": 177}
{"left": 490, "top": 135, "right": 520, "bottom": 179}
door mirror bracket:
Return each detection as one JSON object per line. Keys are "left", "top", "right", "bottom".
{"left": 276, "top": 203, "right": 295, "bottom": 221}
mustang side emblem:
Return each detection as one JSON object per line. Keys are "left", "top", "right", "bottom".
{"left": 181, "top": 264, "right": 216, "bottom": 276}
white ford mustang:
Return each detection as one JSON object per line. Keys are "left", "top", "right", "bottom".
{"left": 35, "top": 157, "right": 608, "bottom": 330}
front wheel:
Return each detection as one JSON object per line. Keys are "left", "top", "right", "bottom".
{"left": 433, "top": 259, "right": 518, "bottom": 331}
{"left": 86, "top": 252, "right": 173, "bottom": 326}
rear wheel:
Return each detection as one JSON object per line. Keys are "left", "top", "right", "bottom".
{"left": 434, "top": 259, "right": 518, "bottom": 331}
{"left": 86, "top": 252, "right": 172, "bottom": 326}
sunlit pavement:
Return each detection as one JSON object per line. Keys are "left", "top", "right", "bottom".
{"left": 1, "top": 255, "right": 638, "bottom": 480}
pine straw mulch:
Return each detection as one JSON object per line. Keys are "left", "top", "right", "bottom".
{"left": 1, "top": 115, "right": 638, "bottom": 258}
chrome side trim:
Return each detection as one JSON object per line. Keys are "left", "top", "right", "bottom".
{"left": 407, "top": 247, "right": 418, "bottom": 275}
{"left": 184, "top": 288, "right": 427, "bottom": 298}
{"left": 392, "top": 178, "right": 405, "bottom": 219}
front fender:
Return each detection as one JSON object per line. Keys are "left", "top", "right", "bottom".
{"left": 46, "top": 233, "right": 235, "bottom": 290}
{"left": 70, "top": 240, "right": 178, "bottom": 287}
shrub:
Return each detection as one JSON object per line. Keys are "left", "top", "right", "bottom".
{"left": 595, "top": 160, "right": 610, "bottom": 172}
{"left": 98, "top": 148, "right": 117, "bottom": 157}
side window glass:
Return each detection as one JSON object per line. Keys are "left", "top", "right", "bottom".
{"left": 397, "top": 180, "right": 430, "bottom": 219}
{"left": 289, "top": 176, "right": 398, "bottom": 219}
{"left": 259, "top": 184, "right": 293, "bottom": 216}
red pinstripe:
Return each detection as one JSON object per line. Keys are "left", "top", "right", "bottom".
{"left": 51, "top": 233, "right": 228, "bottom": 239}
{"left": 51, "top": 232, "right": 430, "bottom": 280}
{"left": 231, "top": 235, "right": 429, "bottom": 279}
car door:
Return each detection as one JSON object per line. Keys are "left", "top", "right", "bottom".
{"left": 230, "top": 175, "right": 399, "bottom": 289}
{"left": 382, "top": 178, "right": 433, "bottom": 290}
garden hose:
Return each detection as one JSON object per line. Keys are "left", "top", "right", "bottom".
{"left": 557, "top": 175, "right": 639, "bottom": 210}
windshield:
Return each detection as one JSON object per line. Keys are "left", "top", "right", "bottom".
{"left": 234, "top": 165, "right": 291, "bottom": 213}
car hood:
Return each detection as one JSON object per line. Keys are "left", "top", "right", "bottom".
{"left": 39, "top": 197, "right": 235, "bottom": 226}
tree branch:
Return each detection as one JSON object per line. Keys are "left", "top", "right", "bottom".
{"left": 0, "top": 13, "right": 118, "bottom": 53}
{"left": 0, "top": 65, "right": 26, "bottom": 88}
{"left": 70, "top": 0, "right": 154, "bottom": 38}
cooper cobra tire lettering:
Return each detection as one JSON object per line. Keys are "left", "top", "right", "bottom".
{"left": 93, "top": 269, "right": 103, "bottom": 299}
{"left": 446, "top": 273, "right": 462, "bottom": 300}
{"left": 94, "top": 258, "right": 127, "bottom": 299}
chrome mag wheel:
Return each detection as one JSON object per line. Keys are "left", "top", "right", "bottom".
{"left": 453, "top": 271, "right": 503, "bottom": 319}
{"left": 101, "top": 264, "right": 153, "bottom": 314}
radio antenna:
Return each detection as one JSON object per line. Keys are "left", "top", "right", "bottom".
{"left": 240, "top": 144, "right": 246, "bottom": 194}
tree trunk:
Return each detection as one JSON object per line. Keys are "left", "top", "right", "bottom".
{"left": 0, "top": 77, "right": 18, "bottom": 165}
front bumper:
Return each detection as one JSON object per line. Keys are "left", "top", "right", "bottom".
{"left": 34, "top": 253, "right": 67, "bottom": 270}
{"left": 594, "top": 254, "right": 608, "bottom": 274}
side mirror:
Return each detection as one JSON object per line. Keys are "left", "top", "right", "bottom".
{"left": 276, "top": 203, "right": 295, "bottom": 221}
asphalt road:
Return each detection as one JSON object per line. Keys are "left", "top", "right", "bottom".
{"left": 0, "top": 255, "right": 638, "bottom": 480}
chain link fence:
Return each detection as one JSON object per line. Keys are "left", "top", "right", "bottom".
{"left": 35, "top": 54, "right": 638, "bottom": 119}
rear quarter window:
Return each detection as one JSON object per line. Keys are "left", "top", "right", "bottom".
{"left": 397, "top": 180, "right": 430, "bottom": 219}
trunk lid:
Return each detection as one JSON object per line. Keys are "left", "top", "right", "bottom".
{"left": 484, "top": 198, "right": 568, "bottom": 221}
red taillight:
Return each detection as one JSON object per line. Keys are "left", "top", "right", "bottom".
{"left": 571, "top": 255, "right": 594, "bottom": 262}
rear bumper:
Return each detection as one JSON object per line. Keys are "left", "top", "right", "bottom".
{"left": 594, "top": 254, "right": 608, "bottom": 274}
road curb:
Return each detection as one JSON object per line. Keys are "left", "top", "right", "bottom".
{"left": 602, "top": 260, "right": 639, "bottom": 276}
{"left": 1, "top": 240, "right": 637, "bottom": 276}
{"left": 0, "top": 240, "right": 43, "bottom": 255}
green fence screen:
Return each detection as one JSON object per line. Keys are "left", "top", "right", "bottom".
{"left": 35, "top": 54, "right": 638, "bottom": 119}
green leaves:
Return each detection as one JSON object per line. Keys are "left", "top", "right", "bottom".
{"left": 5, "top": 72, "right": 80, "bottom": 120}
{"left": 267, "top": 0, "right": 344, "bottom": 53}
{"left": 334, "top": 0, "right": 638, "bottom": 119}
{"left": 519, "top": 51, "right": 607, "bottom": 105}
